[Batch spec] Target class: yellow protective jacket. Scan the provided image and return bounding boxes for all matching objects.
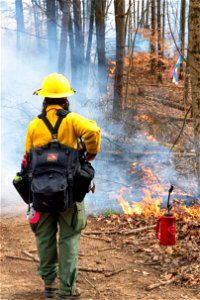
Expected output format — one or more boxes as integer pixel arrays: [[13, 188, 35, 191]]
[[25, 105, 101, 154]]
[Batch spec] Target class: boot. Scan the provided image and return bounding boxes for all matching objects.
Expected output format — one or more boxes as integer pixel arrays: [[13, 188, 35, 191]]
[[56, 288, 81, 299], [44, 280, 58, 298]]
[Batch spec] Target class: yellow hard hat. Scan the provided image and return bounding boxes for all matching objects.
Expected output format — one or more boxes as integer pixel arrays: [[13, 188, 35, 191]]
[[34, 73, 75, 98]]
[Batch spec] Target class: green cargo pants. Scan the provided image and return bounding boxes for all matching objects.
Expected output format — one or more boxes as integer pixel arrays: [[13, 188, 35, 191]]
[[30, 201, 87, 296]]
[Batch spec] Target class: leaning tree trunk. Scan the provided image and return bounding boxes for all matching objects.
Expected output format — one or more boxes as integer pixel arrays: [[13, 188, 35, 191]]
[[114, 0, 126, 115], [47, 0, 57, 70], [15, 0, 25, 52], [94, 0, 106, 93], [179, 0, 186, 80], [188, 0, 200, 192], [58, 0, 70, 74]]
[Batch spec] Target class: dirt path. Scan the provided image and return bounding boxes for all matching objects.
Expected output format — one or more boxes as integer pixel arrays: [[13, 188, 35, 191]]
[[1, 215, 199, 300]]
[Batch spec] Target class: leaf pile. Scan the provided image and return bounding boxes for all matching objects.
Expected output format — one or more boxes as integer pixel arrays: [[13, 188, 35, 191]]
[[91, 212, 200, 288]]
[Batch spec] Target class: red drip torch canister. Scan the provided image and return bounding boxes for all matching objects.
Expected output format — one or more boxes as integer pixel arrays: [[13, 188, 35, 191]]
[[155, 185, 176, 246]]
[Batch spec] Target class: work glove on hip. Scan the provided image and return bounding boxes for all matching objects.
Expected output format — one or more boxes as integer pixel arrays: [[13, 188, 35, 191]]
[[85, 152, 96, 161]]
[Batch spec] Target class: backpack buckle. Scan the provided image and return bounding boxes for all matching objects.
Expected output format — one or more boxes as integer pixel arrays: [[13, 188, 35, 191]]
[[68, 174, 73, 184]]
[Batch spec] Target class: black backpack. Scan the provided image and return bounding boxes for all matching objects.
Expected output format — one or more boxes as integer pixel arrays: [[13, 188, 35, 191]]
[[28, 109, 80, 212]]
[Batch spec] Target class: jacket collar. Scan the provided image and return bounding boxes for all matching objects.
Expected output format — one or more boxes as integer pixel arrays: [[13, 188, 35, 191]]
[[46, 105, 63, 112]]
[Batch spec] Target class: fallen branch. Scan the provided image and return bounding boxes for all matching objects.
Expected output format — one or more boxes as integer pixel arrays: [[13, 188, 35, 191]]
[[144, 96, 186, 111], [22, 250, 39, 262], [120, 225, 155, 235], [85, 225, 156, 236], [6, 255, 33, 262], [105, 268, 126, 277], [84, 230, 118, 235], [81, 233, 112, 243], [170, 105, 192, 151], [79, 267, 106, 273], [79, 273, 99, 292], [146, 275, 181, 291]]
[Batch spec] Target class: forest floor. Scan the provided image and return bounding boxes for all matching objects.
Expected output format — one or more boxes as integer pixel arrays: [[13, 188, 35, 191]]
[[1, 213, 199, 300], [1, 55, 199, 300]]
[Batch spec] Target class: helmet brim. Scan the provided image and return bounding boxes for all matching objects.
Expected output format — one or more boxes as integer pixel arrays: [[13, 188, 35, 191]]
[[34, 88, 75, 98]]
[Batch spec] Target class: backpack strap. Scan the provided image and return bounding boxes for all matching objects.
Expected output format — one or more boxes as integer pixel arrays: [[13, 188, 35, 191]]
[[38, 109, 71, 139]]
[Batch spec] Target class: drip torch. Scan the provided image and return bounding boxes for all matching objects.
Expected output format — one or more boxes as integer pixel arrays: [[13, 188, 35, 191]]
[[155, 185, 176, 246]]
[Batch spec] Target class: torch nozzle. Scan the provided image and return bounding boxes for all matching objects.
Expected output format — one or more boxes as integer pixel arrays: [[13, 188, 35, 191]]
[[167, 185, 174, 213]]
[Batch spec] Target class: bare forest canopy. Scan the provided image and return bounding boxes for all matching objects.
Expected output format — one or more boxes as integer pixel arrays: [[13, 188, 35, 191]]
[[1, 0, 200, 215]]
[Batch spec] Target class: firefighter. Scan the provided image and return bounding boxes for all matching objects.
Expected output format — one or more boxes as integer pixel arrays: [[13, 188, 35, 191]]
[[24, 73, 101, 299]]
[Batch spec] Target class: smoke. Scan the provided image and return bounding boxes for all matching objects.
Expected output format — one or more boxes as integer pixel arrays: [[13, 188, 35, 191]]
[[0, 27, 107, 215], [1, 1, 198, 217]]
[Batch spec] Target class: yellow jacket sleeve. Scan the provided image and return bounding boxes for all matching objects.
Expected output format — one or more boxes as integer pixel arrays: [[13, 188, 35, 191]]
[[25, 122, 34, 154], [70, 113, 101, 154]]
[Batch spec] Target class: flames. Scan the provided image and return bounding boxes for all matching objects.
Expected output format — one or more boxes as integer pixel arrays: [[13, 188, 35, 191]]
[[108, 53, 151, 77], [117, 163, 200, 219], [117, 187, 162, 217], [108, 54, 200, 219], [117, 186, 200, 218], [108, 60, 116, 77]]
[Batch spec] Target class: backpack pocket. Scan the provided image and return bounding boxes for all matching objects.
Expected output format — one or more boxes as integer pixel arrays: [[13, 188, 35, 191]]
[[73, 161, 95, 202], [31, 170, 68, 212]]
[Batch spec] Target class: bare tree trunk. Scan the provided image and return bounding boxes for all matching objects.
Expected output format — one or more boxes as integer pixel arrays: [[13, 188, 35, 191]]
[[84, 0, 95, 86], [137, 0, 140, 27], [82, 0, 86, 50], [157, 0, 161, 57], [32, 0, 42, 52], [179, 0, 186, 80], [150, 0, 156, 73], [141, 0, 145, 27], [162, 0, 165, 57], [188, 0, 200, 192], [145, 0, 150, 29], [157, 0, 162, 82], [58, 1, 70, 74], [68, 11, 77, 84], [94, 0, 106, 93], [183, 54, 190, 109], [15, 0, 25, 52], [73, 0, 84, 85], [127, 0, 132, 52], [47, 0, 57, 69], [114, 0, 126, 115], [133, 0, 136, 28]]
